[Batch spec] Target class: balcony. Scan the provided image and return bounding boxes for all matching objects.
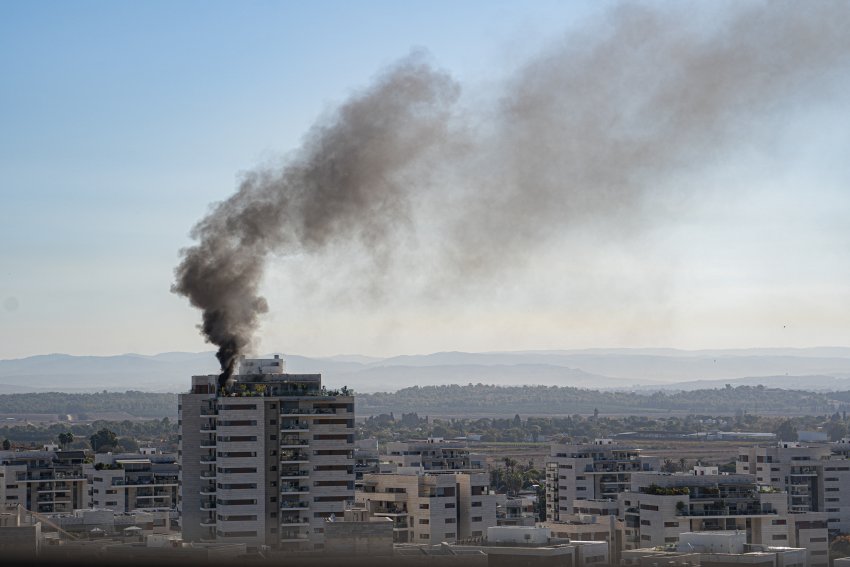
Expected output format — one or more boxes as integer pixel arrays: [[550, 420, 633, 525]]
[[280, 452, 310, 464], [200, 471, 216, 480], [280, 501, 310, 510], [200, 519, 216, 527], [281, 484, 310, 494], [679, 507, 776, 517], [200, 487, 216, 496], [280, 517, 310, 526], [200, 501, 216, 511], [280, 470, 309, 479], [200, 456, 217, 465]]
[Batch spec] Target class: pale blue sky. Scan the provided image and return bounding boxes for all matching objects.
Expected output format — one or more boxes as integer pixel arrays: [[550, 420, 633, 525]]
[[1, 1, 849, 359]]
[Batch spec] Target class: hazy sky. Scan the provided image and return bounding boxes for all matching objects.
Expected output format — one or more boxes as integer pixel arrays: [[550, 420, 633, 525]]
[[2, 0, 849, 360]]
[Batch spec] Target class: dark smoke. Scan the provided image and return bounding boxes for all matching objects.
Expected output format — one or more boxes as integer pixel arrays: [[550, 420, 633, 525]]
[[173, 2, 850, 386], [172, 54, 459, 389]]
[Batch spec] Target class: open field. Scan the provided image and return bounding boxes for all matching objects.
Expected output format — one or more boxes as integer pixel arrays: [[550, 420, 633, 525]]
[[470, 439, 760, 471]]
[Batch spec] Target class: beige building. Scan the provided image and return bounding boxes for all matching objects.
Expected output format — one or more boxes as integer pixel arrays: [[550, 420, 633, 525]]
[[620, 472, 790, 550], [0, 450, 88, 514], [357, 471, 498, 544], [545, 438, 660, 522], [383, 438, 485, 473], [87, 452, 178, 516], [179, 355, 355, 551]]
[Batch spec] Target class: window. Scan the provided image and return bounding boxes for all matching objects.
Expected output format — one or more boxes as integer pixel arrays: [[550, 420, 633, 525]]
[[445, 518, 455, 524], [445, 503, 455, 508], [419, 503, 429, 509], [419, 519, 429, 525], [472, 516, 482, 522], [445, 533, 456, 539], [772, 534, 787, 541], [419, 534, 429, 540]]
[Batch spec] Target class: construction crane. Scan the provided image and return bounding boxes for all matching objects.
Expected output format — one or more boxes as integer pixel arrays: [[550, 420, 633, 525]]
[[15, 503, 80, 541]]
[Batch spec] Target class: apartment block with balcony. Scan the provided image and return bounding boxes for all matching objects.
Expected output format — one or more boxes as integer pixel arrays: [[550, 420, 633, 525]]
[[178, 355, 355, 552], [356, 471, 498, 545], [87, 452, 178, 517], [619, 472, 796, 553], [0, 450, 89, 514], [545, 438, 660, 522], [383, 438, 485, 474]]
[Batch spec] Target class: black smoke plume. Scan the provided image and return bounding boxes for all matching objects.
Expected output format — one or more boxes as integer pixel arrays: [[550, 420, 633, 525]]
[[173, 2, 850, 388], [172, 54, 458, 389]]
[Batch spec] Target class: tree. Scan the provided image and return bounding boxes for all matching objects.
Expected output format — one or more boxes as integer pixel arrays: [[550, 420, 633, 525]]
[[58, 432, 74, 450], [775, 420, 798, 442], [2, 439, 10, 450], [90, 428, 118, 453], [679, 457, 688, 472], [117, 437, 140, 452]]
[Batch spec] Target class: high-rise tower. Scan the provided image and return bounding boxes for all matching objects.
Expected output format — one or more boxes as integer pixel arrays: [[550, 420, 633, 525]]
[[179, 355, 355, 551]]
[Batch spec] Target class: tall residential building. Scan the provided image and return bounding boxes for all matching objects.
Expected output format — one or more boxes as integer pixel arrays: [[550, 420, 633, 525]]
[[738, 441, 850, 535], [0, 450, 88, 514], [545, 438, 660, 522], [357, 471, 499, 544], [178, 355, 355, 551], [86, 452, 178, 516], [737, 443, 831, 514]]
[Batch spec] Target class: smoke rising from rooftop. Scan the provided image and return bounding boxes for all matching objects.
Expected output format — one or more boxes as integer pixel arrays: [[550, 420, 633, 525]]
[[173, 2, 850, 384]]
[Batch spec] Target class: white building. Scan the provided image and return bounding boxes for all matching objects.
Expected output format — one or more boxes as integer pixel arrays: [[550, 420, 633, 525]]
[[545, 438, 660, 522], [87, 452, 178, 517], [0, 450, 89, 514], [178, 355, 355, 551]]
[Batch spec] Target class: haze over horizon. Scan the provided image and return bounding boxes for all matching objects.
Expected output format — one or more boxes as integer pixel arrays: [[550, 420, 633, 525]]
[[2, 1, 849, 361]]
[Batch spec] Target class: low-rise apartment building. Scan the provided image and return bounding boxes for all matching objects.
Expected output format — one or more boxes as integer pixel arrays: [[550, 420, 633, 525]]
[[545, 438, 660, 522], [357, 471, 498, 545], [0, 450, 88, 514], [87, 452, 178, 516]]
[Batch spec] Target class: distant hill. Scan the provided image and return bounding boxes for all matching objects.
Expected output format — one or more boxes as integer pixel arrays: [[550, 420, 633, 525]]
[[2, 347, 850, 393]]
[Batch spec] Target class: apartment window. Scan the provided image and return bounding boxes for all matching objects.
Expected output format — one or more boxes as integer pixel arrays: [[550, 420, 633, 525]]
[[313, 496, 348, 502], [640, 520, 651, 526], [419, 519, 429, 525], [216, 499, 257, 505], [772, 535, 787, 541], [472, 516, 482, 522], [811, 551, 828, 556], [445, 518, 456, 524], [419, 503, 429, 509], [217, 434, 258, 442], [445, 503, 455, 508], [471, 501, 482, 507], [664, 522, 678, 528], [640, 504, 659, 511], [445, 533, 456, 539], [419, 534, 429, 540], [772, 519, 787, 525], [810, 537, 827, 543]]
